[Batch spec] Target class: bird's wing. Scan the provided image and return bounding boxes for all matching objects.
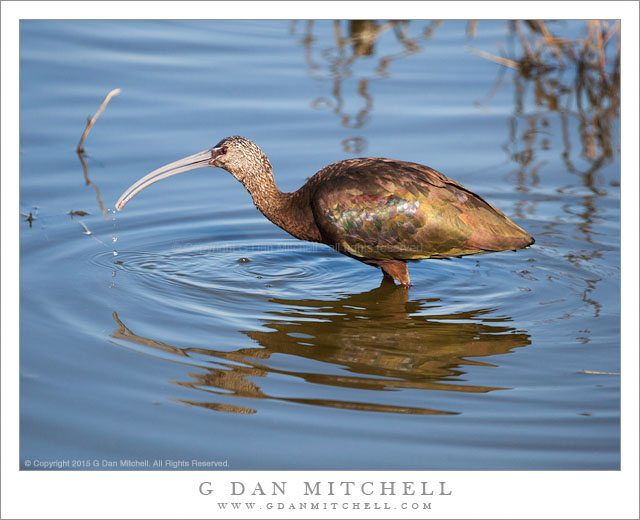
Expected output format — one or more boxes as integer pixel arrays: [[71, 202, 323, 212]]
[[310, 159, 532, 261]]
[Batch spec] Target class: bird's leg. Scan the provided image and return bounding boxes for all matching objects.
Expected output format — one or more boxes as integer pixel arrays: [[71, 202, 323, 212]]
[[379, 260, 411, 287]]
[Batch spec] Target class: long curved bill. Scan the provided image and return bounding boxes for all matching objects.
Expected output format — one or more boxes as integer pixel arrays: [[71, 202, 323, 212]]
[[115, 149, 212, 210]]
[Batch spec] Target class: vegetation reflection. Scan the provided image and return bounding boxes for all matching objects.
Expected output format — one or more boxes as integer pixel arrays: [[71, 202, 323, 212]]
[[291, 20, 442, 153], [293, 20, 619, 323], [469, 20, 619, 320], [76, 88, 121, 221], [111, 280, 531, 415]]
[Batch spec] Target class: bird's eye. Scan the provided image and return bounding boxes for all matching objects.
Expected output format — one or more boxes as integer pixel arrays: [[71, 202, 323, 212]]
[[221, 146, 228, 154]]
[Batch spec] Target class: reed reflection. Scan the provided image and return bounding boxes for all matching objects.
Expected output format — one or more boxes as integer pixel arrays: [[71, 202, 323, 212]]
[[470, 20, 619, 219], [77, 150, 111, 221], [292, 20, 441, 153], [469, 20, 619, 320], [111, 281, 531, 415], [76, 89, 120, 221]]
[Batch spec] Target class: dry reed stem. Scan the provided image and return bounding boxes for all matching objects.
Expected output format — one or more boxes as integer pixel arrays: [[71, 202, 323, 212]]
[[514, 21, 533, 58], [76, 88, 121, 152], [466, 20, 478, 39], [465, 46, 519, 69], [536, 20, 564, 65]]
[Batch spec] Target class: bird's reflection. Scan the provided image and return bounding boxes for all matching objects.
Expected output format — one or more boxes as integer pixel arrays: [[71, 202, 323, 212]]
[[111, 280, 531, 415]]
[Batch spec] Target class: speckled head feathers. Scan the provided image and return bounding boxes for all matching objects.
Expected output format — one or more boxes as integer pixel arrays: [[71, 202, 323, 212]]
[[210, 136, 272, 183]]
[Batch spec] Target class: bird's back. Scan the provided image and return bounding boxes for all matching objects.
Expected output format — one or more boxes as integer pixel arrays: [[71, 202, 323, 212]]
[[307, 158, 534, 261]]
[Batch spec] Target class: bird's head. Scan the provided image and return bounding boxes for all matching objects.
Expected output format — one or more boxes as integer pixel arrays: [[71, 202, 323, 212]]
[[115, 135, 271, 211], [209, 136, 272, 184]]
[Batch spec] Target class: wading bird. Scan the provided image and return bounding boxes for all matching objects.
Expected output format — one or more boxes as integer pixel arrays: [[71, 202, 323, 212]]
[[116, 136, 534, 287]]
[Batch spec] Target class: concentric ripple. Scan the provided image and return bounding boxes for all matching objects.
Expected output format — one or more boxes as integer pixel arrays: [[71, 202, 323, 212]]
[[91, 235, 367, 304]]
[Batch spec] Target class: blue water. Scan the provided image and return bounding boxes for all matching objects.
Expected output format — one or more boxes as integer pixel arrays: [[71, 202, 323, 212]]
[[19, 20, 620, 470]]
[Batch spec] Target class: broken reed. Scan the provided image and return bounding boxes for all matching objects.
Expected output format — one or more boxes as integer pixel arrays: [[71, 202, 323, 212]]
[[77, 88, 121, 153]]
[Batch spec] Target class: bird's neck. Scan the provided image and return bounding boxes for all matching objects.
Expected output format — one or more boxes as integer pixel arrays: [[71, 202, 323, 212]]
[[237, 167, 322, 243]]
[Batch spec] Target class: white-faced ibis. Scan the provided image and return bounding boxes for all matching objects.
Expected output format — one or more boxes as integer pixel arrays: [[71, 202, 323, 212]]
[[116, 136, 534, 287]]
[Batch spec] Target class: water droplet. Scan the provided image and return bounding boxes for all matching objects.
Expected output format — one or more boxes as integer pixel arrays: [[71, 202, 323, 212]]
[[110, 234, 118, 243], [113, 250, 118, 256]]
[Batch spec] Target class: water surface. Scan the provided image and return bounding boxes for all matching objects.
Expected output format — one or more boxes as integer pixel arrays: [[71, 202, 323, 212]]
[[20, 20, 620, 470]]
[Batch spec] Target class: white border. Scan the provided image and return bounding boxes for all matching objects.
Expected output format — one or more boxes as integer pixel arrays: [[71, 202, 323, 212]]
[[2, 2, 638, 519]]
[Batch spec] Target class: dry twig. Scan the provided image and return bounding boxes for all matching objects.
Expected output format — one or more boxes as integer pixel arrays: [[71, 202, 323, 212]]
[[76, 88, 121, 153], [466, 20, 478, 39]]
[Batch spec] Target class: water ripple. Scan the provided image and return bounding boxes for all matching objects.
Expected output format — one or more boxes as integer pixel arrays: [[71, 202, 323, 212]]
[[91, 236, 362, 302]]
